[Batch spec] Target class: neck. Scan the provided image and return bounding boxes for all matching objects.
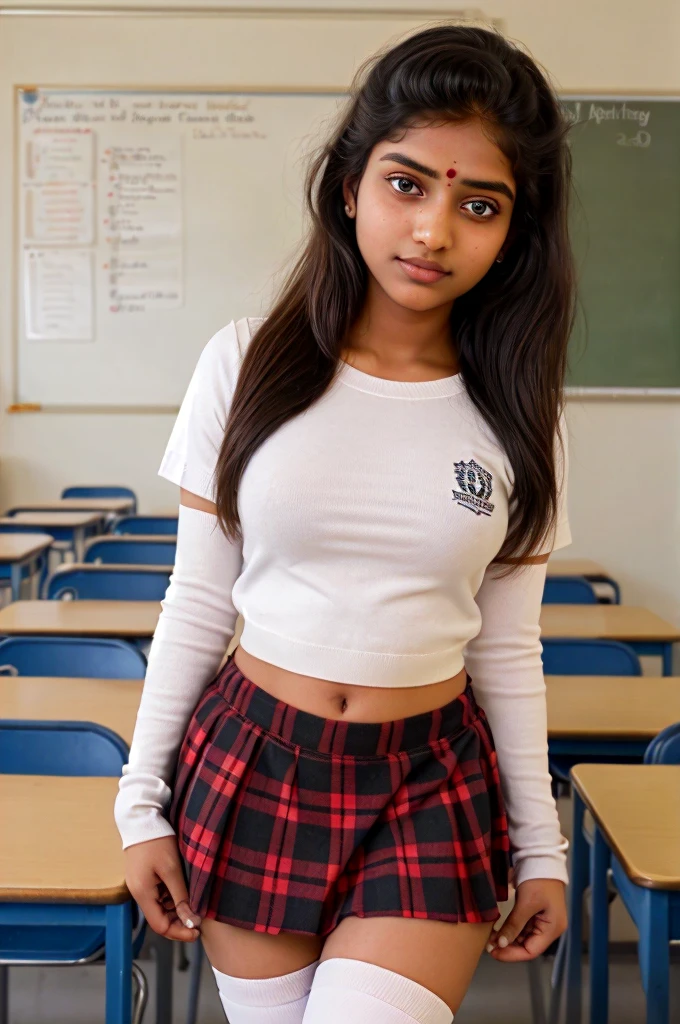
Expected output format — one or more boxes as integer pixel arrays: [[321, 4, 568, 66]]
[[344, 275, 458, 376]]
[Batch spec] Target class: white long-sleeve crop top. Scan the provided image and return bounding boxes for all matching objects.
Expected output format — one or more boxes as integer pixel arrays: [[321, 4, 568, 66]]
[[114, 316, 572, 884], [159, 316, 571, 686]]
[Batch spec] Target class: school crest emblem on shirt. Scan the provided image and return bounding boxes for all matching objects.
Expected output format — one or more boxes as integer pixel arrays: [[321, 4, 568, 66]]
[[452, 459, 495, 517]]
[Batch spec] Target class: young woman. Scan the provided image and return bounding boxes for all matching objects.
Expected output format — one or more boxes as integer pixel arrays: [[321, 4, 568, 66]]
[[115, 24, 574, 1024]]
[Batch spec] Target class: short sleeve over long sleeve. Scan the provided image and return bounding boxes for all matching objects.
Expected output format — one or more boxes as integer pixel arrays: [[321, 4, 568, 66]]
[[158, 317, 261, 502], [525, 407, 572, 556]]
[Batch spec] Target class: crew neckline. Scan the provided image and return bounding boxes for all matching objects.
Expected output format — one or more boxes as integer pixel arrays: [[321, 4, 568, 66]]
[[337, 358, 465, 399]]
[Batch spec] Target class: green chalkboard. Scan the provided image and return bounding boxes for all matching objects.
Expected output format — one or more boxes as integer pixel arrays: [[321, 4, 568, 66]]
[[561, 96, 680, 394]]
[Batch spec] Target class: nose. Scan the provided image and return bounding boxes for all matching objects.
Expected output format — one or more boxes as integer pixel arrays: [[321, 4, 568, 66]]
[[411, 199, 454, 252]]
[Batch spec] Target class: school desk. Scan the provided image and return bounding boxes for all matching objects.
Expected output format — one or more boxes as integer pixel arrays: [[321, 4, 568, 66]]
[[0, 600, 160, 640], [0, 512, 104, 563], [539, 604, 680, 675], [0, 677, 143, 746], [546, 675, 680, 759], [0, 775, 134, 1023], [0, 676, 176, 1024], [547, 558, 620, 603], [566, 764, 680, 1024], [0, 534, 52, 602], [5, 498, 134, 517]]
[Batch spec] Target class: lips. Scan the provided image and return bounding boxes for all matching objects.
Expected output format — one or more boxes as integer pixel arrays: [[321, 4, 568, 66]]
[[396, 257, 450, 284]]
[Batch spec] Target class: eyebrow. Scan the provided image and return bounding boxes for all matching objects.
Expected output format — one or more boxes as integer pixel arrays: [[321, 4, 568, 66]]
[[378, 151, 515, 202]]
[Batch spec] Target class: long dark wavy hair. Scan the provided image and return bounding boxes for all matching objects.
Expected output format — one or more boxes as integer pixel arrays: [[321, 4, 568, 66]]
[[215, 24, 575, 579]]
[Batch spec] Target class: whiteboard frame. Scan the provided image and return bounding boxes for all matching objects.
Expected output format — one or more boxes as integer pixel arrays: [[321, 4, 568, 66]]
[[0, 4, 499, 22], [10, 86, 680, 413]]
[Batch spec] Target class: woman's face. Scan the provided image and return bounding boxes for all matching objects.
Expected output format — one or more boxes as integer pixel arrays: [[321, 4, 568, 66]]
[[344, 118, 516, 313]]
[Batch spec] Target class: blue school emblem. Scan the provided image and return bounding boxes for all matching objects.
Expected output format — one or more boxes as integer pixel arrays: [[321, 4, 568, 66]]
[[452, 459, 495, 517]]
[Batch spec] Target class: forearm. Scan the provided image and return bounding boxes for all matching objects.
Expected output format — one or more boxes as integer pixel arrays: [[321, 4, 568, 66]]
[[113, 505, 242, 849], [463, 561, 568, 887]]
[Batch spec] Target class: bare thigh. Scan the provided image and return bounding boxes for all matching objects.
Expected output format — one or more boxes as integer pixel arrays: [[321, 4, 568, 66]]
[[200, 918, 323, 979], [320, 916, 495, 1015], [201, 914, 493, 1014]]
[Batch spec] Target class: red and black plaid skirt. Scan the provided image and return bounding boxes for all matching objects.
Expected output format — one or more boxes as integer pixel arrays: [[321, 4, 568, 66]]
[[168, 653, 511, 937]]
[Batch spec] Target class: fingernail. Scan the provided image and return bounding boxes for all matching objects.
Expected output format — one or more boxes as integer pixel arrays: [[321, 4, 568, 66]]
[[498, 935, 509, 948], [184, 918, 196, 929], [486, 943, 495, 954]]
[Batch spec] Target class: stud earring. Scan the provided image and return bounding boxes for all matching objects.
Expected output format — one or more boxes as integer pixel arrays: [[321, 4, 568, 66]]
[[495, 252, 504, 263]]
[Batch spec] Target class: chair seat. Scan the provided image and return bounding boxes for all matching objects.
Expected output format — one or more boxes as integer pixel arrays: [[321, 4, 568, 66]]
[[0, 906, 145, 963], [0, 924, 106, 961]]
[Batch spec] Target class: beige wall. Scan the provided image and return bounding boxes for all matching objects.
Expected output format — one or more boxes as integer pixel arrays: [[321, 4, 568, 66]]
[[1, 0, 679, 655]]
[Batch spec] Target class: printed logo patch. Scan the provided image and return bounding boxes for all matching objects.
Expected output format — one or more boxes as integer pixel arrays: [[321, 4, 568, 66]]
[[452, 459, 495, 517]]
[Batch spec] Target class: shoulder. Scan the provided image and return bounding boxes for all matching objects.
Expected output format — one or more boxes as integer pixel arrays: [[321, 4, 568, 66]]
[[195, 316, 266, 381]]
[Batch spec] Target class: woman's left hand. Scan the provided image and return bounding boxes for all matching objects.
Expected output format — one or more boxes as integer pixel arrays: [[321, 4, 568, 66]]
[[486, 878, 567, 961]]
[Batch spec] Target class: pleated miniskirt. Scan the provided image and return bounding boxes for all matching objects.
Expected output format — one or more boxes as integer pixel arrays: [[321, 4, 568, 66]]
[[168, 652, 511, 937]]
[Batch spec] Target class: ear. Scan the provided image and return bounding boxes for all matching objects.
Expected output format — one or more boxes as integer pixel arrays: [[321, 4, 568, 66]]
[[342, 175, 357, 216]]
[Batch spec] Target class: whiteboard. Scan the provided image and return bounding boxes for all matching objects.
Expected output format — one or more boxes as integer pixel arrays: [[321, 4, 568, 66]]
[[14, 87, 347, 410]]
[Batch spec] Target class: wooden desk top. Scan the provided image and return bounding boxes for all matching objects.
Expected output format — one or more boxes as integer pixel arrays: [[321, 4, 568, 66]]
[[5, 498, 133, 514], [546, 676, 680, 739], [539, 604, 680, 642], [0, 775, 128, 902], [0, 600, 160, 637], [0, 677, 143, 746], [59, 562, 173, 574], [547, 558, 607, 577], [571, 764, 680, 890], [2, 512, 103, 528], [0, 533, 53, 562], [86, 534, 177, 545]]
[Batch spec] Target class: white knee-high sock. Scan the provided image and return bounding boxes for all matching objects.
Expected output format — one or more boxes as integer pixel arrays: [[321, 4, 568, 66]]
[[212, 960, 319, 1024], [302, 958, 453, 1024]]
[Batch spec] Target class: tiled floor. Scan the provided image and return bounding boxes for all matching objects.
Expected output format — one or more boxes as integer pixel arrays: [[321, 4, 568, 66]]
[[6, 934, 679, 1023]]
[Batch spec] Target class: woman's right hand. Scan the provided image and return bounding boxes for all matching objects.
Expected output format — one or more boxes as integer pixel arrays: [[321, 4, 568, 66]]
[[124, 835, 202, 942]]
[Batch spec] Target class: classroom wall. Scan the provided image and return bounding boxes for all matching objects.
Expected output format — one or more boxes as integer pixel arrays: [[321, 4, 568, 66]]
[[1, 0, 679, 649]]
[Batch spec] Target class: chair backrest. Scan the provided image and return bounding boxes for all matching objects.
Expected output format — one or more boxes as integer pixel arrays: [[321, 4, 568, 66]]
[[542, 576, 599, 604], [46, 565, 170, 601], [0, 720, 128, 775], [61, 485, 137, 514], [112, 515, 178, 535], [84, 537, 176, 566], [0, 635, 147, 679], [541, 638, 642, 676], [644, 722, 680, 764]]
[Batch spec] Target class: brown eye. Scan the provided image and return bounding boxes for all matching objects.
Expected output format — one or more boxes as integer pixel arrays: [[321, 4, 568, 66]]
[[387, 176, 422, 196], [462, 199, 498, 218]]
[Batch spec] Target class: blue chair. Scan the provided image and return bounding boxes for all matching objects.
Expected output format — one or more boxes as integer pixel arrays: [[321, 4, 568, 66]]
[[84, 537, 176, 566], [0, 720, 147, 1023], [574, 727, 680, 1024], [643, 721, 680, 765], [46, 565, 171, 601], [62, 486, 138, 515], [0, 557, 47, 600], [112, 516, 178, 536], [541, 638, 642, 676], [0, 636, 146, 679], [544, 639, 642, 788], [542, 576, 598, 604]]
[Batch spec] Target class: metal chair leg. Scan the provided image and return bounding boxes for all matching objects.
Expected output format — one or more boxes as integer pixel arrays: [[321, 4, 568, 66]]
[[527, 958, 548, 1024], [153, 935, 174, 1024], [0, 965, 8, 1024], [548, 933, 567, 1024], [177, 941, 190, 972], [132, 963, 149, 1024], [186, 939, 204, 1024]]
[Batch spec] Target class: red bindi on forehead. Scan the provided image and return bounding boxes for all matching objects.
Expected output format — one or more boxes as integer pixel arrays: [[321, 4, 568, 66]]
[[446, 168, 457, 178]]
